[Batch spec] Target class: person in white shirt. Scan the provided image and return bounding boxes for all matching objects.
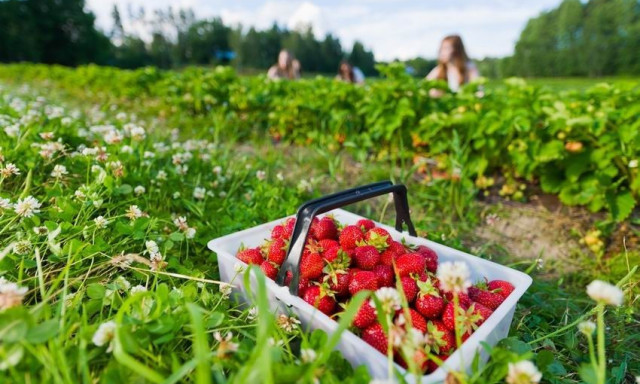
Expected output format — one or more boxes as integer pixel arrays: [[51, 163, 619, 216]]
[[336, 60, 365, 84], [426, 35, 479, 96], [267, 50, 301, 80]]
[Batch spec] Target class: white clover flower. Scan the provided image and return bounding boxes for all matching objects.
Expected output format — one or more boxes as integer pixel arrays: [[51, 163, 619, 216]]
[[134, 185, 146, 196], [185, 228, 196, 239], [0, 198, 12, 211], [213, 331, 239, 358], [126, 205, 143, 220], [130, 285, 147, 295], [74, 189, 86, 200], [156, 170, 167, 181], [247, 306, 258, 321], [219, 283, 232, 299], [300, 348, 317, 363], [92, 321, 117, 352], [130, 126, 146, 141], [586, 280, 624, 306], [256, 170, 266, 181], [578, 320, 596, 336], [276, 172, 284, 181], [50, 164, 68, 179], [104, 130, 123, 145], [506, 361, 542, 384], [372, 287, 402, 314], [114, 276, 131, 291], [14, 196, 42, 218], [145, 240, 159, 254], [213, 165, 222, 174], [629, 159, 638, 168], [4, 125, 19, 137], [369, 380, 397, 384], [193, 187, 206, 200], [143, 151, 155, 159], [267, 337, 284, 347], [13, 240, 31, 255], [120, 145, 133, 154], [276, 314, 301, 333], [63, 291, 76, 308], [94, 216, 109, 228], [39, 132, 55, 140], [0, 163, 20, 177], [82, 147, 98, 156], [175, 164, 189, 175], [437, 261, 472, 294], [0, 277, 28, 311], [173, 192, 181, 199], [33, 226, 48, 235], [173, 216, 188, 230]]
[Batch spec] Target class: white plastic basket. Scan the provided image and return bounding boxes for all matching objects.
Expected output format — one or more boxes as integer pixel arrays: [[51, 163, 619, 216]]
[[208, 183, 532, 383]]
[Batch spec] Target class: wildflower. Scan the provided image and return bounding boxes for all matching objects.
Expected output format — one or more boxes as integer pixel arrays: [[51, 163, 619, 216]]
[[234, 263, 246, 274], [104, 130, 123, 145], [33, 226, 48, 235], [193, 187, 206, 200], [629, 159, 638, 168], [82, 147, 98, 156], [126, 205, 143, 220], [276, 314, 301, 333], [63, 291, 76, 308], [130, 285, 147, 295], [174, 216, 189, 231], [143, 151, 155, 159], [94, 216, 109, 228], [219, 283, 232, 299], [268, 337, 284, 347], [372, 287, 402, 314], [0, 277, 28, 311], [50, 164, 68, 179], [13, 240, 31, 255], [74, 189, 86, 200], [130, 126, 146, 141], [173, 192, 181, 199], [586, 280, 624, 306], [578, 320, 596, 336], [4, 125, 19, 137], [145, 240, 159, 254], [276, 172, 284, 181], [40, 132, 55, 140], [485, 213, 499, 226], [256, 170, 266, 181], [134, 185, 146, 196], [437, 261, 472, 294], [120, 145, 133, 154], [156, 170, 167, 181], [175, 164, 189, 175], [92, 321, 117, 353], [506, 360, 542, 384], [185, 227, 196, 239], [213, 165, 222, 174], [114, 276, 131, 291], [247, 306, 258, 321], [0, 163, 20, 177], [0, 198, 11, 211], [301, 348, 317, 363], [213, 332, 239, 358]]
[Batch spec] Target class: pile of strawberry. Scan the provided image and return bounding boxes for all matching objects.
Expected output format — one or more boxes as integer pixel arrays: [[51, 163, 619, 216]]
[[236, 216, 515, 374]]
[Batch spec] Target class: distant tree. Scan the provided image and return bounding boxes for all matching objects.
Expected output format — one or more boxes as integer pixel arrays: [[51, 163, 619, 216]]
[[183, 19, 231, 64], [349, 41, 376, 76]]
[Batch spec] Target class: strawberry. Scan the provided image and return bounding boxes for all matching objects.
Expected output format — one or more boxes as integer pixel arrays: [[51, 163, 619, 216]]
[[373, 264, 394, 287], [415, 279, 444, 319], [353, 245, 380, 270], [487, 280, 515, 299], [442, 291, 471, 307], [415, 245, 438, 273], [471, 302, 493, 325], [348, 270, 378, 295], [362, 323, 389, 355], [271, 224, 285, 240], [323, 246, 339, 262], [426, 320, 455, 355], [284, 271, 312, 296], [318, 239, 339, 253], [380, 241, 406, 265], [468, 286, 504, 310], [299, 249, 324, 280], [442, 301, 483, 337], [356, 219, 375, 231], [425, 354, 450, 374], [237, 247, 264, 265], [267, 237, 288, 265], [312, 216, 338, 240], [353, 300, 377, 329], [302, 285, 336, 316], [324, 271, 350, 297], [260, 260, 279, 280], [283, 217, 296, 238], [400, 276, 418, 303], [364, 227, 391, 251], [339, 225, 364, 250], [441, 301, 469, 331], [394, 253, 426, 277], [397, 308, 427, 333]]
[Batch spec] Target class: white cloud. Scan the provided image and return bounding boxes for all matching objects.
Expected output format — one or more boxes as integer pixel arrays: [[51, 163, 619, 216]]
[[86, 0, 562, 60]]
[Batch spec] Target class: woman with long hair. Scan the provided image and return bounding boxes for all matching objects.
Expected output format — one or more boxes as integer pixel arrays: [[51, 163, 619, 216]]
[[426, 35, 479, 95], [336, 60, 365, 84], [267, 50, 301, 80]]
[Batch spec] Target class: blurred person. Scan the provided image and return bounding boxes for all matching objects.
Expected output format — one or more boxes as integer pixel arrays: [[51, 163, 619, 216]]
[[268, 50, 301, 80], [426, 35, 479, 96], [336, 60, 365, 84]]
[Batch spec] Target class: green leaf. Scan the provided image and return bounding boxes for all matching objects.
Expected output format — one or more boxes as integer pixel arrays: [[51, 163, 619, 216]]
[[536, 140, 565, 162], [87, 283, 106, 299], [115, 184, 133, 195], [606, 190, 636, 222], [25, 320, 59, 344], [578, 363, 598, 384], [536, 349, 554, 371], [169, 232, 185, 242], [497, 337, 531, 354]]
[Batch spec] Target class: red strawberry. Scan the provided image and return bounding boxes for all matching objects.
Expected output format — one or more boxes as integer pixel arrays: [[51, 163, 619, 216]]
[[271, 224, 285, 239], [237, 247, 264, 265], [284, 271, 312, 296], [364, 227, 391, 251], [354, 245, 381, 270], [339, 225, 364, 250], [415, 279, 444, 319], [353, 300, 377, 329], [426, 354, 450, 373], [442, 291, 471, 307], [373, 264, 394, 287], [415, 245, 438, 273], [348, 270, 378, 295], [323, 246, 339, 262], [394, 253, 426, 277], [442, 301, 483, 337], [283, 217, 296, 238], [267, 237, 288, 265], [356, 219, 376, 231], [260, 260, 279, 280], [397, 308, 427, 333], [380, 241, 406, 265], [441, 301, 469, 331], [400, 276, 418, 303], [318, 239, 339, 253], [362, 323, 389, 355], [302, 285, 336, 316], [312, 216, 338, 240], [324, 271, 350, 297], [471, 302, 493, 325], [426, 320, 455, 355], [300, 250, 324, 280], [487, 280, 515, 299], [468, 286, 504, 310]]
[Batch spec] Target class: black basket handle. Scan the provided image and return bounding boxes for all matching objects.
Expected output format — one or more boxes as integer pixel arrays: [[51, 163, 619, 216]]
[[275, 181, 417, 295]]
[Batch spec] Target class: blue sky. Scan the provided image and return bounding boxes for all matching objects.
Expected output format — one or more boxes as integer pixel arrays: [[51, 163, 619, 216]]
[[87, 0, 562, 61]]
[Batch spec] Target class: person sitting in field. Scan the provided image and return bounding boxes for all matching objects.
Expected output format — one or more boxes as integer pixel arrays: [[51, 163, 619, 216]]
[[336, 60, 365, 84], [267, 50, 301, 80], [426, 35, 479, 96]]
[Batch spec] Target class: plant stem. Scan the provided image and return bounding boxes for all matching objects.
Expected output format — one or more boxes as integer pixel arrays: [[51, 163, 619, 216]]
[[596, 303, 606, 384]]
